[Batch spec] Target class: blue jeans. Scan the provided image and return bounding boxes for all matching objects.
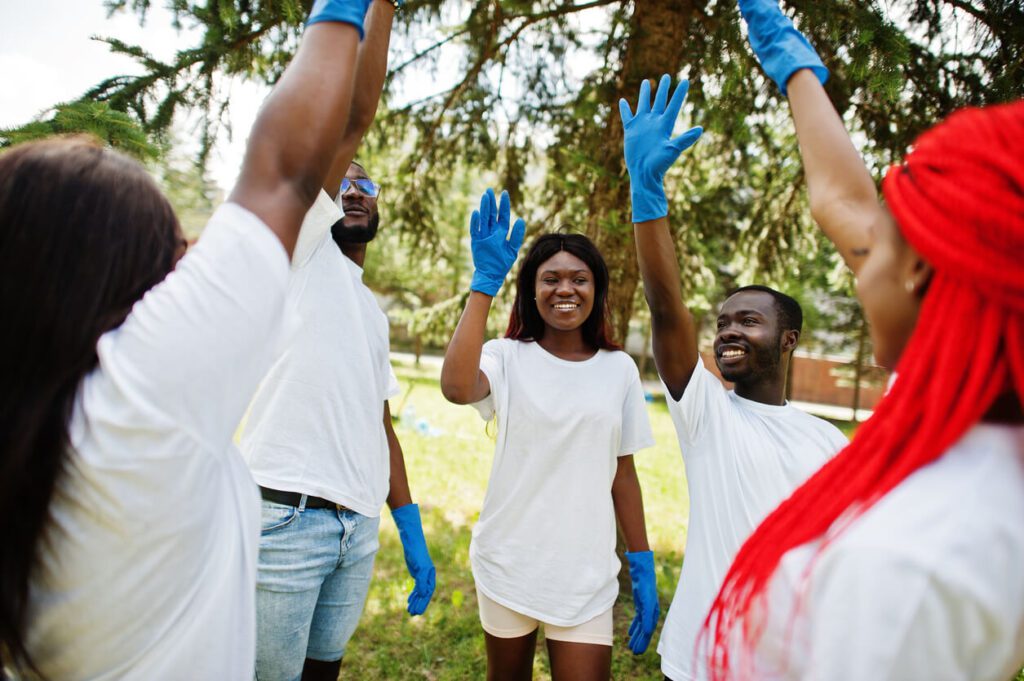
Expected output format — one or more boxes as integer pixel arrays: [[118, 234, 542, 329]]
[[254, 498, 380, 681]]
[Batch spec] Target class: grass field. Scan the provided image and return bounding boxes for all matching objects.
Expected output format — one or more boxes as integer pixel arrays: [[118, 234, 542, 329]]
[[344, 359, 688, 679]]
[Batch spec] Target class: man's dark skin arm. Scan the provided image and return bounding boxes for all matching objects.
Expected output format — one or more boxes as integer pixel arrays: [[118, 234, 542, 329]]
[[634, 216, 700, 401], [383, 401, 414, 509], [228, 21, 361, 256], [323, 0, 395, 197]]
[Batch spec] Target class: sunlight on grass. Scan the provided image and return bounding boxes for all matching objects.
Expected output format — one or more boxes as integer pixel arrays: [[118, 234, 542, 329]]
[[344, 357, 690, 679]]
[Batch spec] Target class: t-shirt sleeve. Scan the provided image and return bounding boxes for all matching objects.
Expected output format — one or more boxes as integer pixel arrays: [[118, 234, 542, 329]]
[[664, 355, 729, 446], [291, 189, 339, 270], [618, 361, 655, 456], [798, 547, 1000, 681], [386, 365, 401, 400], [471, 339, 506, 421], [93, 202, 292, 452]]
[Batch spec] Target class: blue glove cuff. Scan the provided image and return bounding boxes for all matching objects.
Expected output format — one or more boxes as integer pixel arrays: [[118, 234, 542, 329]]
[[630, 184, 669, 224], [391, 503, 423, 534], [470, 271, 503, 297], [626, 549, 656, 573], [307, 0, 373, 39]]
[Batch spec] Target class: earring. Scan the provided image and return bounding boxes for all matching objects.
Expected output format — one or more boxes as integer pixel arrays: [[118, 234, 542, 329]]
[[905, 280, 915, 294]]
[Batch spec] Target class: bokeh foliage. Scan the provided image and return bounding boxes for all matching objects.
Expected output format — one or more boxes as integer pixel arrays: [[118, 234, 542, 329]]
[[5, 0, 1021, 351]]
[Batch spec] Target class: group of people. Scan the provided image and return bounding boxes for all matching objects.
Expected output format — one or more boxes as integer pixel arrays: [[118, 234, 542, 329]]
[[0, 0, 1020, 679]]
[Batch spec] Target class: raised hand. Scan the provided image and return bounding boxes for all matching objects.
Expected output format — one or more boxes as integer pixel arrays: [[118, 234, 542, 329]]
[[619, 75, 704, 223], [469, 188, 527, 296], [737, 0, 828, 95], [626, 550, 660, 654], [391, 503, 436, 616]]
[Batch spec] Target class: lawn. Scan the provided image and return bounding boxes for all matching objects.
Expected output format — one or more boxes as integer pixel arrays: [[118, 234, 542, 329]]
[[345, 358, 688, 679]]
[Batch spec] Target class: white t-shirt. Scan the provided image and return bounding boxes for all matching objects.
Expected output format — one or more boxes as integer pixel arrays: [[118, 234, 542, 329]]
[[240, 190, 399, 518], [747, 423, 1024, 681], [469, 338, 655, 626], [659, 358, 847, 681], [24, 203, 290, 680]]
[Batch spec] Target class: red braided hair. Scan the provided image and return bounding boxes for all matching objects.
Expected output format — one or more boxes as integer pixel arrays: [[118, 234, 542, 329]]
[[703, 100, 1024, 679]]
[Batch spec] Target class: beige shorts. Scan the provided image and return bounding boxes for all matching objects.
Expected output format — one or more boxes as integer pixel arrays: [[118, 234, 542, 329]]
[[476, 588, 613, 646]]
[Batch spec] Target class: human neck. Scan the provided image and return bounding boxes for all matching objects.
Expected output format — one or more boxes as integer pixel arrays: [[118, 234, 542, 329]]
[[536, 328, 594, 361], [981, 391, 1024, 424], [733, 357, 789, 406], [339, 242, 367, 267]]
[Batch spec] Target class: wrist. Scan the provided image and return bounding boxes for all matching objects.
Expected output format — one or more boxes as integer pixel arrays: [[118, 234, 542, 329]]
[[470, 271, 504, 297]]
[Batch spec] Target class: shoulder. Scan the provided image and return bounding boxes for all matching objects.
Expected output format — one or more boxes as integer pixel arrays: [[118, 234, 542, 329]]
[[788, 409, 849, 448]]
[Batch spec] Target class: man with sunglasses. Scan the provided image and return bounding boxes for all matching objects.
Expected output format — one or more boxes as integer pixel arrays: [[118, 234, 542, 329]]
[[238, 4, 435, 680]]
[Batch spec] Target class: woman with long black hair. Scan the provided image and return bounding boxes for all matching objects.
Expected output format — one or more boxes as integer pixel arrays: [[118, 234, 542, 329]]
[[441, 189, 660, 680], [0, 1, 381, 677]]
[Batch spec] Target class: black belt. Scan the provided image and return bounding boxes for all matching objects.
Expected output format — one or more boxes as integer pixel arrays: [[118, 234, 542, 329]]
[[259, 486, 349, 511]]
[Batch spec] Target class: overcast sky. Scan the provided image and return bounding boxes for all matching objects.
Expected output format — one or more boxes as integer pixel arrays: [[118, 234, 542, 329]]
[[0, 0, 268, 191]]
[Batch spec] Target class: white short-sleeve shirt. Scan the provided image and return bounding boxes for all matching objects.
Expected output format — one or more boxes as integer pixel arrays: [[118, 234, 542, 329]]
[[659, 357, 847, 681], [240, 191, 400, 517], [469, 338, 655, 626], [748, 423, 1024, 681], [25, 203, 290, 680]]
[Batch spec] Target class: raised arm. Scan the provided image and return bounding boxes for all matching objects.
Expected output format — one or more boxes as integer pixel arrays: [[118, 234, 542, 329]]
[[737, 0, 880, 273], [440, 189, 525, 404], [620, 76, 704, 400], [228, 0, 370, 256], [323, 0, 397, 196]]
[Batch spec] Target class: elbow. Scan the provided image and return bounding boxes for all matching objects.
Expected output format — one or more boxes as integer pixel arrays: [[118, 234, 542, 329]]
[[439, 374, 470, 405]]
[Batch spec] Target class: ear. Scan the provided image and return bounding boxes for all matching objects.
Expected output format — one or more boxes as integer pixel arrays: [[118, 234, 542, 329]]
[[907, 256, 933, 300], [781, 329, 800, 355]]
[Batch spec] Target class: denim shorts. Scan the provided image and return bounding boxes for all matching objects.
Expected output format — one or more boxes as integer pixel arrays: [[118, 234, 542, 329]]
[[254, 498, 380, 681]]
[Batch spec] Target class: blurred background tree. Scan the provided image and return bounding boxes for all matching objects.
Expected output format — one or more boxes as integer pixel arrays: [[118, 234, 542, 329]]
[[5, 0, 1021, 355]]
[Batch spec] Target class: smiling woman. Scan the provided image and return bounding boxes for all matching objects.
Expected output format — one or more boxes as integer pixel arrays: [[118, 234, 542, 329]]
[[440, 190, 661, 680]]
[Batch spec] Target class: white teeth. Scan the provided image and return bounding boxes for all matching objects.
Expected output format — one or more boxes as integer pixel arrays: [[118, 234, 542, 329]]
[[722, 349, 745, 358], [554, 303, 578, 310]]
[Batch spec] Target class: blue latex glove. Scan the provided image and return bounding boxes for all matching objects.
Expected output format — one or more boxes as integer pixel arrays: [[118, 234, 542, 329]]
[[625, 550, 660, 654], [469, 188, 526, 296], [619, 75, 704, 223], [391, 504, 435, 616], [307, 0, 374, 39], [738, 0, 828, 95]]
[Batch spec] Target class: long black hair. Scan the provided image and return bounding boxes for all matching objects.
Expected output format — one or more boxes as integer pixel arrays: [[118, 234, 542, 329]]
[[505, 232, 620, 351], [0, 137, 181, 672]]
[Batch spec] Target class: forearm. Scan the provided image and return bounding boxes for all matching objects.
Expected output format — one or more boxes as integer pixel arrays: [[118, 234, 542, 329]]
[[788, 70, 879, 273], [634, 217, 699, 399], [324, 0, 396, 196], [384, 402, 414, 509], [229, 21, 360, 254], [612, 456, 651, 553], [440, 292, 492, 404]]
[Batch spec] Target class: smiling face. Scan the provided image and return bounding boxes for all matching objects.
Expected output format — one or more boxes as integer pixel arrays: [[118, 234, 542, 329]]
[[332, 163, 380, 244], [855, 206, 928, 370], [533, 250, 596, 334], [713, 290, 792, 386]]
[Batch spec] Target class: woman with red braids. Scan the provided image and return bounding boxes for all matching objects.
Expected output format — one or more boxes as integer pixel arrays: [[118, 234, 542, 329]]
[[699, 1, 1024, 679]]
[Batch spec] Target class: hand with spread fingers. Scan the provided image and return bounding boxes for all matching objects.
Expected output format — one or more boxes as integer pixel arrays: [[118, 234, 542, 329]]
[[469, 188, 527, 297], [619, 74, 704, 223], [737, 0, 828, 94], [391, 503, 436, 616], [626, 550, 660, 654]]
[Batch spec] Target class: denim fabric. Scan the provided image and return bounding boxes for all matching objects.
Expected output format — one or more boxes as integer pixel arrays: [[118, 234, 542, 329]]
[[254, 499, 379, 681]]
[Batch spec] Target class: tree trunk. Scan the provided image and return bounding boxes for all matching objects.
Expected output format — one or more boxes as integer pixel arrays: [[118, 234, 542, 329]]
[[584, 0, 703, 345], [851, 313, 868, 423], [596, 0, 704, 595]]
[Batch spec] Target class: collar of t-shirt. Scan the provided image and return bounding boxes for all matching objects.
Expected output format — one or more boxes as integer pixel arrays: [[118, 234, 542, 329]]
[[728, 391, 792, 415]]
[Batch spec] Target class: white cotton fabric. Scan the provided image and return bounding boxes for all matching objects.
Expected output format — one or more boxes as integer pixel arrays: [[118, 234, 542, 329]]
[[749, 423, 1024, 681], [469, 338, 655, 626], [240, 190, 399, 518], [24, 203, 290, 680], [659, 357, 847, 681]]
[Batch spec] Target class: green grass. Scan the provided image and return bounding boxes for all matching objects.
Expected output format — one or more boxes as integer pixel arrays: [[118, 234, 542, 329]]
[[344, 359, 687, 679]]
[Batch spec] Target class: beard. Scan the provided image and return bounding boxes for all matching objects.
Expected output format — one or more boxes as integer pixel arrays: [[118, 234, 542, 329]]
[[718, 337, 783, 385], [331, 212, 380, 245]]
